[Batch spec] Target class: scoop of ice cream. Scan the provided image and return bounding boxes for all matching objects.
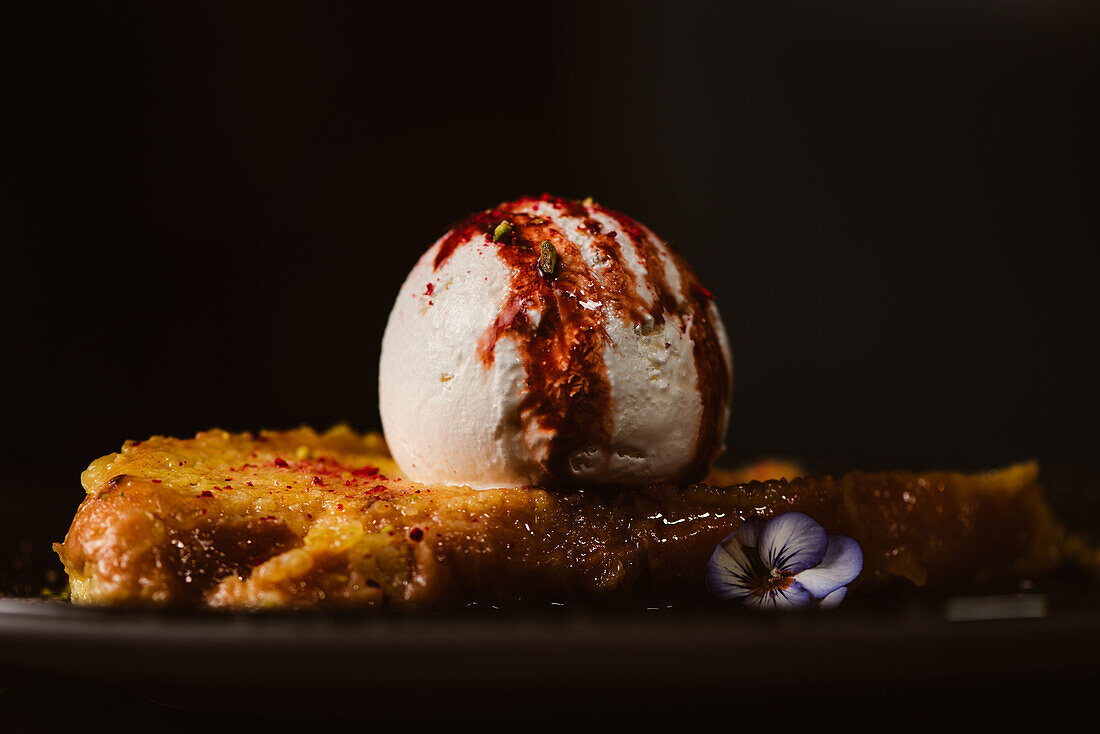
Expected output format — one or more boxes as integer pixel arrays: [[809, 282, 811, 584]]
[[378, 194, 732, 489]]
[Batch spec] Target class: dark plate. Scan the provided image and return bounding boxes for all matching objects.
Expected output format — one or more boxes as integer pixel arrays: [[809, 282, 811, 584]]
[[3, 469, 1099, 725], [3, 588, 1100, 722]]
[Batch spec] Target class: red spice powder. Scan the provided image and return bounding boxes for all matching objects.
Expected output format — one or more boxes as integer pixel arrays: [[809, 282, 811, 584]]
[[691, 282, 715, 300]]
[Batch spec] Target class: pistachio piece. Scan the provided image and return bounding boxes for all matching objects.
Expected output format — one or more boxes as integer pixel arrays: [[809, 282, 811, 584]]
[[492, 221, 513, 242], [538, 240, 559, 278]]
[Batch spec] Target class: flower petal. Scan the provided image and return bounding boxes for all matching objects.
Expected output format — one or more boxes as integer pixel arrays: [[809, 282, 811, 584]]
[[729, 516, 766, 550], [757, 512, 827, 574], [817, 586, 848, 609], [744, 580, 812, 610], [706, 516, 769, 600], [704, 543, 755, 600], [794, 535, 863, 598]]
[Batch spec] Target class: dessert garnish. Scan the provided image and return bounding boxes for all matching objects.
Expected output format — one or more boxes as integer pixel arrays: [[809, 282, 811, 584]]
[[705, 511, 863, 610], [537, 240, 559, 278], [492, 220, 513, 242]]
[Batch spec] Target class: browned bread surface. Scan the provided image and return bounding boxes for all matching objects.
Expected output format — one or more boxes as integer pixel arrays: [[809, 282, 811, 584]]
[[55, 426, 1067, 608]]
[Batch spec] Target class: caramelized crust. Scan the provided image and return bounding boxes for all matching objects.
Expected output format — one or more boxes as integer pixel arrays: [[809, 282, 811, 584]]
[[55, 426, 1068, 608]]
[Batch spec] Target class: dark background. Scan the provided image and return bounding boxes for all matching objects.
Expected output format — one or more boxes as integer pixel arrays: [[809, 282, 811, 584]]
[[4, 1, 1099, 491]]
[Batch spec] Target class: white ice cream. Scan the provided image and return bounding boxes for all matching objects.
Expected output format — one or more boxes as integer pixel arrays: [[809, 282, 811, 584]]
[[379, 195, 732, 489]]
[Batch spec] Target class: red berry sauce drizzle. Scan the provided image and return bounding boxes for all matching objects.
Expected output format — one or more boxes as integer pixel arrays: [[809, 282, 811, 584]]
[[433, 194, 729, 485]]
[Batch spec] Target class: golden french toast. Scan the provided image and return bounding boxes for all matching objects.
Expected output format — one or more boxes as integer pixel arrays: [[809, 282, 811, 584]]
[[55, 426, 1069, 608]]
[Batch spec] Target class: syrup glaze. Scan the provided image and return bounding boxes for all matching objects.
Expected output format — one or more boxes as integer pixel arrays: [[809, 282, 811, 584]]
[[433, 194, 730, 485]]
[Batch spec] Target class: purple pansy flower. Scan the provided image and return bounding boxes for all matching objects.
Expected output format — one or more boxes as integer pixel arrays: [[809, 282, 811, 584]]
[[705, 512, 863, 610]]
